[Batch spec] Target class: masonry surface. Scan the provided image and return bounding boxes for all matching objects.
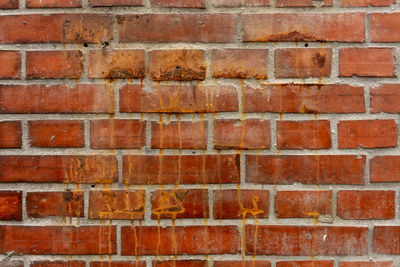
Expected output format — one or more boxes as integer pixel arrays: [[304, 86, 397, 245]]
[[0, 0, 400, 267]]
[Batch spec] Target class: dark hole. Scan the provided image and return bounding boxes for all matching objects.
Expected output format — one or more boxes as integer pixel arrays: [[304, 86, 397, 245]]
[[176, 66, 181, 70], [102, 42, 109, 47], [91, 184, 95, 188], [304, 43, 309, 47], [83, 43, 88, 47]]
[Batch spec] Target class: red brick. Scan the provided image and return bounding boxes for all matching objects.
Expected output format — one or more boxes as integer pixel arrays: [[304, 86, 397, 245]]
[[213, 190, 269, 219], [213, 0, 269, 6], [151, 121, 207, 149], [211, 49, 268, 79], [0, 155, 118, 183], [29, 120, 84, 148], [340, 262, 393, 267], [0, 0, 18, 8], [0, 14, 113, 44], [90, 120, 145, 149], [338, 120, 397, 149], [117, 14, 238, 43], [26, 191, 84, 218], [214, 119, 270, 150], [26, 51, 83, 79], [243, 84, 365, 114], [215, 262, 270, 267], [337, 190, 395, 220], [120, 84, 238, 113], [89, 190, 145, 220], [151, 189, 209, 219], [374, 226, 400, 254], [277, 120, 331, 150], [0, 84, 114, 114], [370, 156, 400, 182], [276, 0, 332, 6], [0, 226, 116, 255], [123, 154, 240, 184], [91, 262, 146, 267], [275, 191, 332, 218], [275, 48, 332, 78], [246, 155, 365, 185], [121, 226, 240, 255], [370, 13, 400, 42], [88, 50, 145, 79], [26, 0, 81, 7], [151, 0, 205, 7], [242, 13, 365, 42], [0, 191, 22, 220], [149, 50, 206, 81], [339, 48, 395, 77], [0, 51, 20, 78], [89, 0, 143, 6], [277, 262, 333, 267], [0, 121, 21, 148], [371, 84, 400, 113], [246, 225, 368, 255], [341, 0, 394, 6], [32, 261, 86, 267], [154, 261, 206, 267]]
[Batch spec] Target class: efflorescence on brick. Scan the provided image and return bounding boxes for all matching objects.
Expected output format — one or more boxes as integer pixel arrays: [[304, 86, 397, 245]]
[[0, 0, 400, 267]]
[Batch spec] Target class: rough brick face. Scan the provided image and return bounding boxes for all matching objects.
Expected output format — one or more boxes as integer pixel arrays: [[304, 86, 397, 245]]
[[151, 0, 205, 7], [213, 0, 269, 6], [89, 0, 143, 6], [370, 156, 400, 182], [370, 13, 400, 42], [0, 51, 20, 78], [277, 262, 333, 267], [0, 0, 18, 8], [371, 84, 400, 113], [26, 0, 82, 7], [275, 48, 332, 78], [374, 226, 400, 254], [0, 121, 21, 148], [0, 191, 22, 220], [32, 261, 86, 267]]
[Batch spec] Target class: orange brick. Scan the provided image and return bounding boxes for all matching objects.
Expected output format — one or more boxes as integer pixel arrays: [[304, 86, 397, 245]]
[[370, 156, 400, 182], [32, 261, 86, 267], [26, 0, 81, 7], [374, 226, 400, 254], [213, 0, 269, 6], [150, 0, 205, 7], [153, 261, 206, 267], [370, 13, 400, 42], [0, 191, 22, 220], [277, 262, 333, 267], [0, 51, 20, 78], [89, 0, 143, 6], [371, 84, 400, 113], [0, 0, 18, 8], [0, 121, 21, 148], [341, 0, 394, 6]]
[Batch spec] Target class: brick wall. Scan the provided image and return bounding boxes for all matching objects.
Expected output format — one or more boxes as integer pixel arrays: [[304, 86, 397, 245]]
[[0, 1, 400, 267]]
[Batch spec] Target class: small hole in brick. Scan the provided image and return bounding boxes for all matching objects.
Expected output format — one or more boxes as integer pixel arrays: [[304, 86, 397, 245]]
[[176, 66, 181, 70], [91, 184, 95, 188], [83, 43, 88, 47], [304, 43, 309, 47]]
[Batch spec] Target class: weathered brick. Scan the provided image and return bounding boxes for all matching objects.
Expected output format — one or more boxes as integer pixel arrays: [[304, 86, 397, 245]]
[[211, 49, 268, 79], [26, 51, 83, 79], [0, 84, 114, 114], [32, 261, 86, 267], [340, 262, 393, 267], [28, 120, 84, 148], [275, 191, 332, 218], [277, 120, 331, 150], [246, 225, 368, 255], [0, 156, 118, 183], [90, 120, 146, 149], [149, 50, 206, 81], [214, 119, 270, 150], [89, 0, 142, 5], [338, 120, 397, 148], [374, 226, 400, 254], [213, 190, 269, 219], [88, 50, 145, 79], [0, 121, 21, 148], [246, 155, 365, 184], [154, 261, 206, 267], [370, 156, 400, 182], [276, 0, 332, 6], [341, 0, 394, 6], [213, 0, 269, 6], [151, 121, 207, 149], [371, 84, 400, 113], [275, 48, 332, 78], [0, 226, 116, 254], [0, 14, 113, 43], [243, 84, 365, 114], [121, 226, 240, 255], [123, 154, 240, 184], [339, 48, 395, 77], [91, 262, 146, 267], [150, 0, 205, 7], [89, 190, 145, 220], [277, 262, 333, 267], [117, 14, 238, 43], [337, 190, 395, 219], [0, 0, 18, 8], [26, 191, 84, 218], [0, 51, 20, 78], [119, 84, 238, 113], [242, 13, 365, 42], [0, 191, 22, 220], [26, 0, 82, 7], [370, 13, 400, 42], [151, 189, 209, 219]]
